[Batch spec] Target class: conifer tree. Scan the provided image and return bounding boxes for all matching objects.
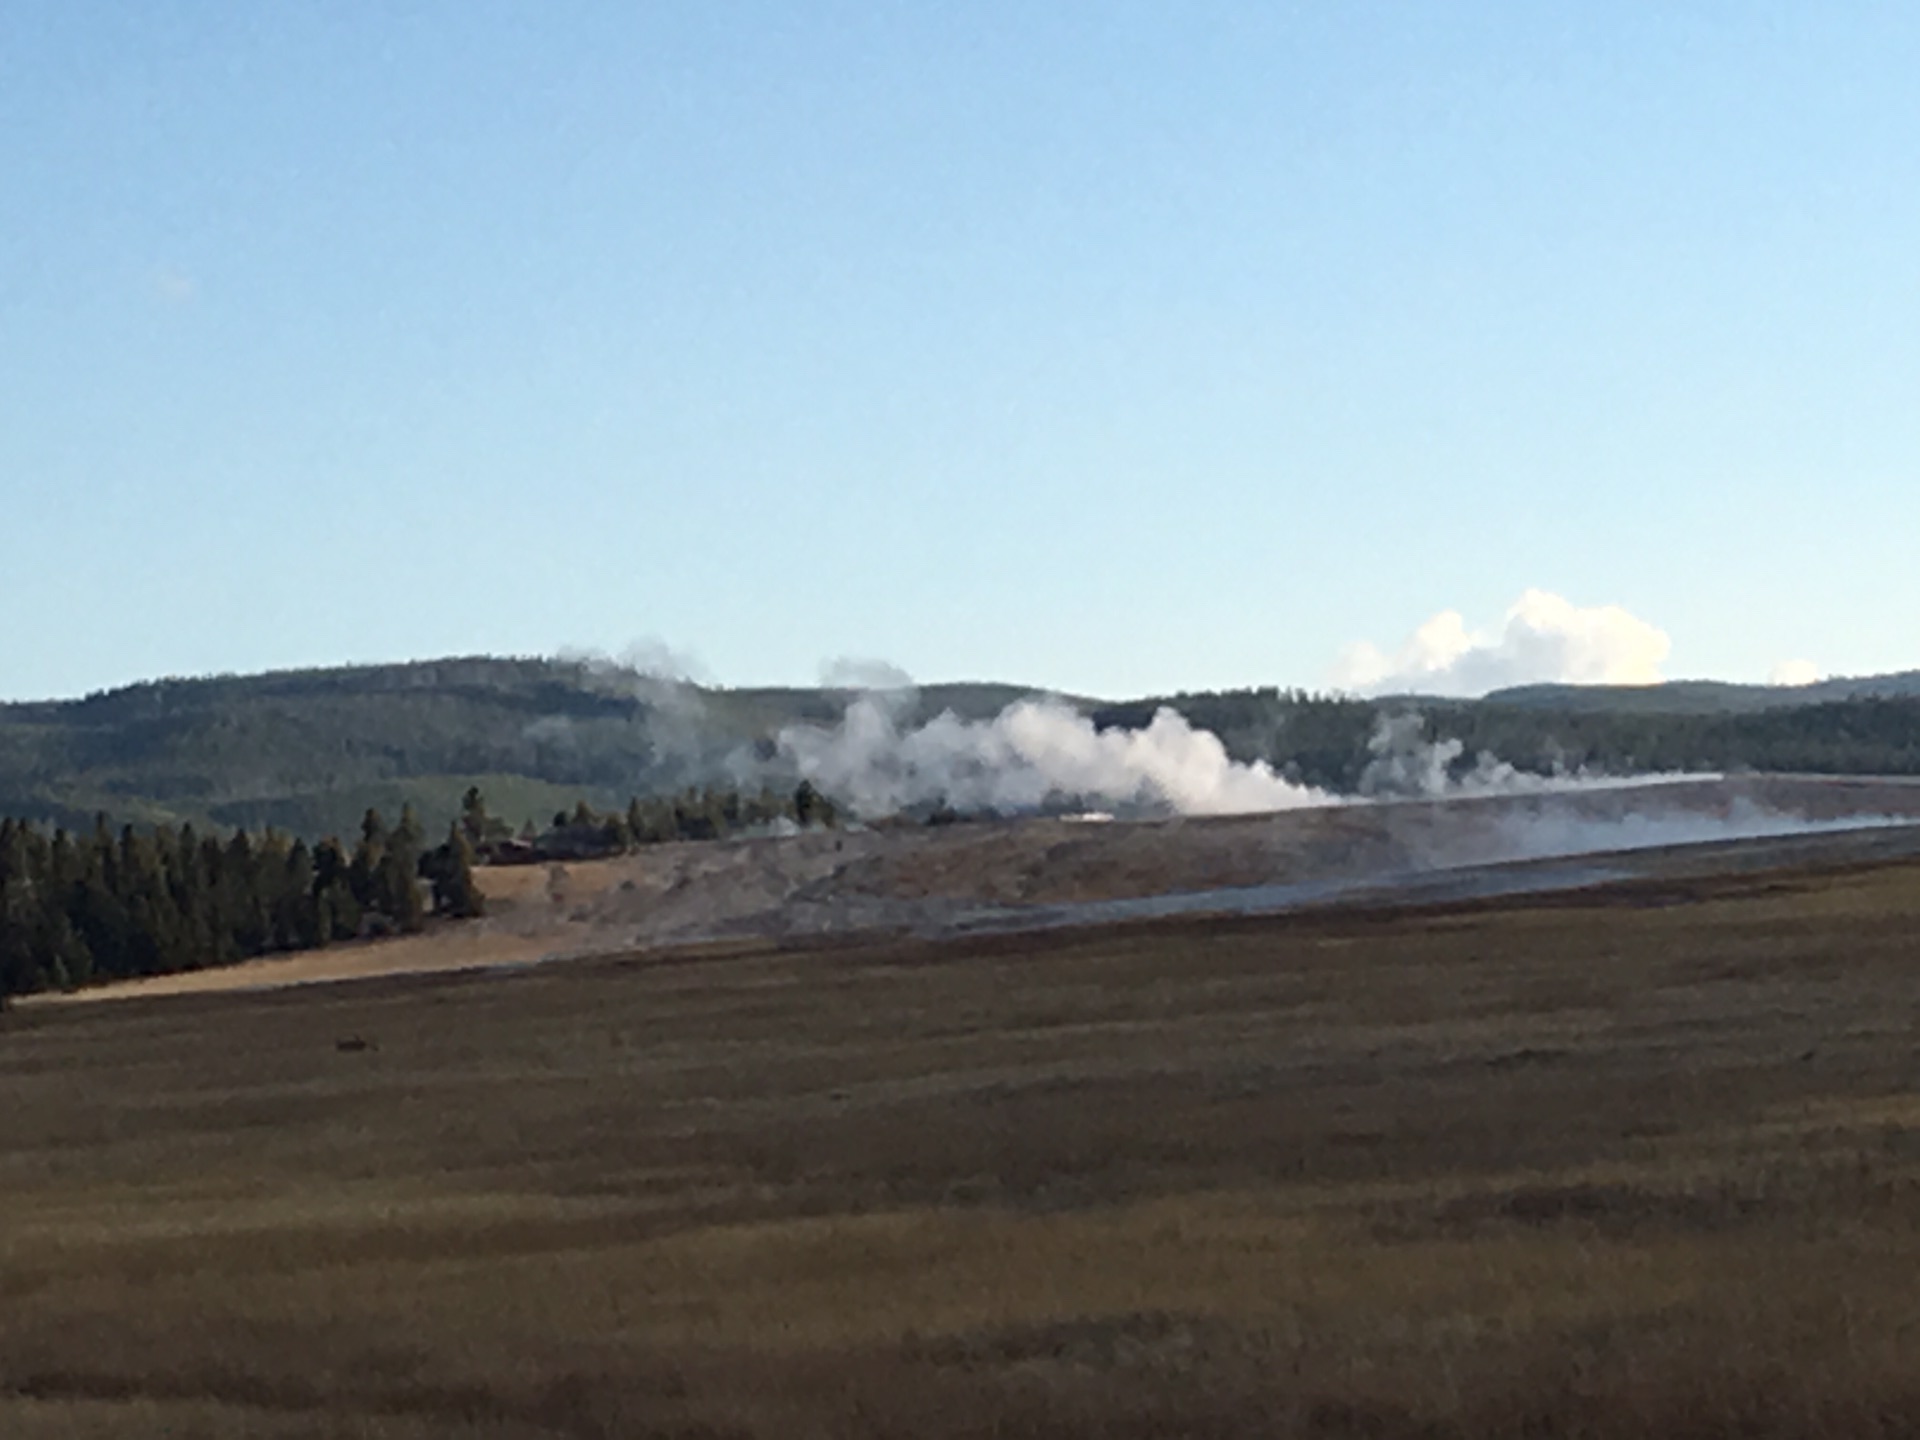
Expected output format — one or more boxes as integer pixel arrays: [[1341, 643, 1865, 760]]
[[277, 839, 318, 950], [431, 822, 486, 919], [461, 786, 490, 846], [314, 836, 361, 942], [224, 830, 270, 956], [349, 809, 385, 913]]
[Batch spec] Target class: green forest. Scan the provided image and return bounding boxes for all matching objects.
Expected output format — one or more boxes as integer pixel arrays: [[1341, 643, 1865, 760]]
[[1091, 690, 1920, 792], [0, 807, 472, 1001], [0, 780, 840, 1002]]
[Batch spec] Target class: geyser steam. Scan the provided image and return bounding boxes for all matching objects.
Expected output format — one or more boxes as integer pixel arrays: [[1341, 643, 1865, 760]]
[[777, 696, 1330, 819], [776, 697, 1702, 823]]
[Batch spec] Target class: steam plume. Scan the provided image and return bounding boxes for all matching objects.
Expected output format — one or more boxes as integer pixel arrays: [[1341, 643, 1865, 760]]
[[1357, 712, 1704, 799], [777, 696, 1330, 819]]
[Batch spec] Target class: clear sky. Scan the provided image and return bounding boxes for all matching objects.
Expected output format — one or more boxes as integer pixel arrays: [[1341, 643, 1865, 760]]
[[4, 3, 1916, 703]]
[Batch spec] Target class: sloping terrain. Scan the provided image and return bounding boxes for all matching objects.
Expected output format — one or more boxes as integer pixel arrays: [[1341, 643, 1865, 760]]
[[54, 775, 1920, 1003]]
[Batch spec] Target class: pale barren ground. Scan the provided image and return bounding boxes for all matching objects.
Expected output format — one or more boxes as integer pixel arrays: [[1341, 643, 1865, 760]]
[[49, 775, 1920, 1003], [6, 815, 1920, 1435]]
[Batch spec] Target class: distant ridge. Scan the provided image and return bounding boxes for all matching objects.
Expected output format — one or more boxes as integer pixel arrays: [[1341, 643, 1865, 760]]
[[1485, 671, 1920, 714], [2, 655, 1918, 839], [0, 656, 1071, 840]]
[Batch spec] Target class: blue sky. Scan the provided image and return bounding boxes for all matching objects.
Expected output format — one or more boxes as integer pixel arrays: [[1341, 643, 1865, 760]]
[[3, 3, 1916, 702]]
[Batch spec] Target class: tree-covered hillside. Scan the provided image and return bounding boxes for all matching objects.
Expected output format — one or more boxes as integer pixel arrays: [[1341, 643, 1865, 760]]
[[0, 658, 1058, 838], [1095, 689, 1920, 792], [3, 657, 1918, 838], [1481, 671, 1920, 714]]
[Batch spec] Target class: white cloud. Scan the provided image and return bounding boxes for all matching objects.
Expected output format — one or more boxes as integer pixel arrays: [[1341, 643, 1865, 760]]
[[1332, 589, 1671, 697], [1768, 659, 1822, 687]]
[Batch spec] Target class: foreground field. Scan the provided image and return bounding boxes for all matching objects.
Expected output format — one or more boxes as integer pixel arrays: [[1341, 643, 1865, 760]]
[[6, 854, 1920, 1436]]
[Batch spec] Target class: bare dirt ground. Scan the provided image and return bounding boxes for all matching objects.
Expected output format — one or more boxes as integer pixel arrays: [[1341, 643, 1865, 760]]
[[8, 845, 1920, 1435], [49, 774, 1920, 1003]]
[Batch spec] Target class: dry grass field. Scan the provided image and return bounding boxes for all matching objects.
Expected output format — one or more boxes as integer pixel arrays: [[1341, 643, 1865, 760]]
[[7, 849, 1920, 1436]]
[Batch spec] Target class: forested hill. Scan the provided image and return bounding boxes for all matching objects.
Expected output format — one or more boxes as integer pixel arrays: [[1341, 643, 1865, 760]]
[[1482, 671, 1920, 714], [2, 656, 1918, 838], [1089, 687, 1920, 792], [0, 658, 1046, 840], [1093, 681, 1920, 792]]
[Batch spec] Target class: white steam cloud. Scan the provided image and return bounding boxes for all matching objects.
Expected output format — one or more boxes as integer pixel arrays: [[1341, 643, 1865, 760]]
[[1769, 659, 1822, 687], [778, 697, 1330, 819], [1333, 589, 1671, 698], [777, 694, 1709, 824]]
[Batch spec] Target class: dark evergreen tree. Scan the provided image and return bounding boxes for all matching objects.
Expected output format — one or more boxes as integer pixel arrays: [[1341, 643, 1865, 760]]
[[429, 822, 486, 919], [794, 780, 834, 828], [378, 811, 426, 935], [313, 836, 361, 942], [0, 803, 492, 1000], [276, 838, 319, 950], [461, 786, 490, 846]]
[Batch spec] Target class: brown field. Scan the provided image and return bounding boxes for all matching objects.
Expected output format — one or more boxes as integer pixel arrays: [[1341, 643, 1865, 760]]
[[7, 838, 1920, 1436]]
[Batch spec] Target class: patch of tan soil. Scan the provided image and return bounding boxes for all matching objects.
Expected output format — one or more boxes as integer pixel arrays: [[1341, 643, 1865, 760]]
[[42, 775, 1920, 1002]]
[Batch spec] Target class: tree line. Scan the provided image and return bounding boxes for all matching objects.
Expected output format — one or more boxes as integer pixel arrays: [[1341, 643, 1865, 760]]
[[1, 780, 841, 1001], [1090, 691, 1920, 791], [509, 780, 838, 856], [0, 807, 483, 1002]]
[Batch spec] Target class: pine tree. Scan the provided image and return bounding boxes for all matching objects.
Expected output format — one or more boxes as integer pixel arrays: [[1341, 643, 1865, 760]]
[[794, 780, 836, 828], [377, 846, 425, 934], [349, 810, 385, 913], [277, 839, 318, 950], [224, 830, 270, 957], [0, 821, 41, 997], [394, 803, 425, 856], [378, 805, 426, 933], [431, 822, 486, 919], [313, 837, 360, 942], [461, 786, 490, 846]]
